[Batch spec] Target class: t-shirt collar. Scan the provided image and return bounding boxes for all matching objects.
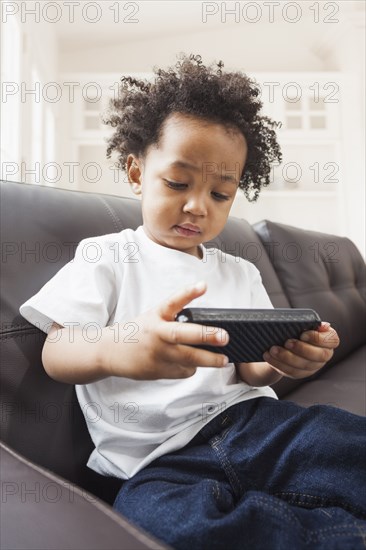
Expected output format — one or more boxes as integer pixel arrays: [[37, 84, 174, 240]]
[[135, 225, 207, 262]]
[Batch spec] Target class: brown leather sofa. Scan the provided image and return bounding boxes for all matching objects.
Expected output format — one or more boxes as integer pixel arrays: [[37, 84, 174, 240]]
[[1, 179, 365, 549]]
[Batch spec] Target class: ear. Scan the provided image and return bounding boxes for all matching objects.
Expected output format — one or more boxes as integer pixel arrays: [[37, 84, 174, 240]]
[[126, 155, 142, 195]]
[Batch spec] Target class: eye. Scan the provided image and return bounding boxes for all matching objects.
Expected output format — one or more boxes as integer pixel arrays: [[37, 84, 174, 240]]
[[212, 192, 230, 201], [164, 180, 230, 201], [164, 180, 187, 190]]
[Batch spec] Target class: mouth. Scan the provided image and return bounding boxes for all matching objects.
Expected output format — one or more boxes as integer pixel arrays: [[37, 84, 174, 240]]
[[174, 224, 202, 237]]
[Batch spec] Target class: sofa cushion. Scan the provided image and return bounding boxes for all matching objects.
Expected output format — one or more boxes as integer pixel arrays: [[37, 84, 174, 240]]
[[254, 220, 366, 369], [283, 345, 366, 416]]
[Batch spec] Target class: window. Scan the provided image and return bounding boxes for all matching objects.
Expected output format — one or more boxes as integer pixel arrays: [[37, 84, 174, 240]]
[[0, 15, 21, 180], [30, 67, 43, 181]]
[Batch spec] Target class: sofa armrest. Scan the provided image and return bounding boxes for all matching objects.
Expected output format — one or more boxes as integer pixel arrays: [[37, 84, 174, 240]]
[[0, 441, 169, 550]]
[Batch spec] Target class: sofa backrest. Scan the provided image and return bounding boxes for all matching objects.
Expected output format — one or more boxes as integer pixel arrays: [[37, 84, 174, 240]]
[[0, 180, 289, 501], [254, 220, 366, 368]]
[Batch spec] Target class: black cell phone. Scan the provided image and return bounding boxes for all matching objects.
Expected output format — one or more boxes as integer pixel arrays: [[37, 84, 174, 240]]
[[175, 308, 322, 363]]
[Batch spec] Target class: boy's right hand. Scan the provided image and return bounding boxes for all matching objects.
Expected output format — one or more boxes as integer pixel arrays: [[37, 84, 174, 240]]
[[103, 281, 230, 380]]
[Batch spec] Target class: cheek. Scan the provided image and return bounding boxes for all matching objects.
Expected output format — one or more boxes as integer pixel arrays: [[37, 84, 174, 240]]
[[216, 201, 233, 214], [213, 203, 234, 225], [143, 196, 174, 219]]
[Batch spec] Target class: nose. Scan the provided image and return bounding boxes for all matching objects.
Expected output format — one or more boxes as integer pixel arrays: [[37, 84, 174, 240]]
[[182, 193, 208, 216]]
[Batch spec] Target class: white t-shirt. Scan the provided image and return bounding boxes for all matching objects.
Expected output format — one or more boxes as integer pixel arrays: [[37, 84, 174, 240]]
[[19, 225, 277, 479]]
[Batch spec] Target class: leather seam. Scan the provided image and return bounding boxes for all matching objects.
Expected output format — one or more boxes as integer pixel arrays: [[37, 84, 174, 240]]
[[0, 330, 44, 340], [97, 196, 125, 233]]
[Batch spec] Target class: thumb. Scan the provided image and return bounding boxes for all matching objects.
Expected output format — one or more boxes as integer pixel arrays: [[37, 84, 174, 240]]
[[318, 321, 331, 332], [158, 280, 207, 321]]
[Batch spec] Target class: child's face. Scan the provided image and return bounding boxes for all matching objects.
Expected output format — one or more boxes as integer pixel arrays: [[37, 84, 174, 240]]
[[128, 112, 247, 258]]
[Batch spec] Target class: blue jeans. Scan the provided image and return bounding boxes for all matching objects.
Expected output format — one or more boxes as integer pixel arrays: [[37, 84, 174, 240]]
[[113, 397, 366, 549]]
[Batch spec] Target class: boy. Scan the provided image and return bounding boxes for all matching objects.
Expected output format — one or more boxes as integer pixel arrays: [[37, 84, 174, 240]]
[[20, 54, 365, 549]]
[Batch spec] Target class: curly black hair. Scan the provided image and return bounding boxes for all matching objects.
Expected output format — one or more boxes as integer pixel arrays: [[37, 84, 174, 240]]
[[103, 53, 282, 202]]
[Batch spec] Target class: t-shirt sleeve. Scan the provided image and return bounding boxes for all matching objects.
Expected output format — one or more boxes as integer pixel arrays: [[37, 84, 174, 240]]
[[19, 236, 117, 334], [248, 263, 274, 309]]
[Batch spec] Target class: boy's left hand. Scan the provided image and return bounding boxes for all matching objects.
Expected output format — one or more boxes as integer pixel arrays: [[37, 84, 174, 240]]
[[262, 322, 340, 379]]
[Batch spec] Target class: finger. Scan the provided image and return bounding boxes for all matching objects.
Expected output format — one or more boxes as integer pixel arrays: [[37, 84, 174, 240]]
[[160, 321, 229, 348], [158, 280, 207, 321], [155, 318, 229, 370], [263, 349, 324, 378], [166, 343, 229, 369], [164, 364, 198, 379], [282, 339, 334, 363], [159, 321, 229, 367], [263, 339, 333, 375], [299, 326, 340, 349]]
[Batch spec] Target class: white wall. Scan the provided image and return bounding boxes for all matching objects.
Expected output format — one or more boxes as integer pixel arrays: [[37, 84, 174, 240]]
[[59, 21, 326, 74], [4, 1, 365, 256], [56, 5, 365, 256]]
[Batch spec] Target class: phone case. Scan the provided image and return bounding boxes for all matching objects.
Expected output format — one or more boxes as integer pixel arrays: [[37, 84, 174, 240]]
[[175, 308, 322, 363]]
